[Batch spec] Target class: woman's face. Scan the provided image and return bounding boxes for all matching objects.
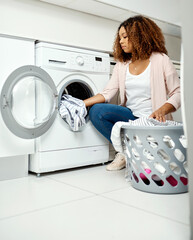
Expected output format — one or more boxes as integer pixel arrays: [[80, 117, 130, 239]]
[[119, 26, 133, 53]]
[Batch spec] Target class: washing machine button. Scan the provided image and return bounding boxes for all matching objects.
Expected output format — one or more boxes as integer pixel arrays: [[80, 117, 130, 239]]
[[76, 56, 84, 66]]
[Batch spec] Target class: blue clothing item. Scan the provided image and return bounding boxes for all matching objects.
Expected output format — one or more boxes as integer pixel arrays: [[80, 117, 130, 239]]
[[89, 103, 138, 142]]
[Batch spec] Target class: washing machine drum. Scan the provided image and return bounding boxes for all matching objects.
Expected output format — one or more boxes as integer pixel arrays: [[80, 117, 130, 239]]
[[61, 81, 93, 100]]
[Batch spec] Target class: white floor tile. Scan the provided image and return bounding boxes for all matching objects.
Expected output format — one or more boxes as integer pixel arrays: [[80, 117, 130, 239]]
[[48, 165, 128, 194], [102, 187, 190, 224], [0, 196, 189, 240], [0, 175, 93, 220]]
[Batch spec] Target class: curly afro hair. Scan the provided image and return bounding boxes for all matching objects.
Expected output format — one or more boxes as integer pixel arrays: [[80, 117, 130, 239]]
[[113, 15, 168, 62]]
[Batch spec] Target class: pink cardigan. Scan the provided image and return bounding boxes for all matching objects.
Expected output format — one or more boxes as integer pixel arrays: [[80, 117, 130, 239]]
[[100, 52, 181, 120]]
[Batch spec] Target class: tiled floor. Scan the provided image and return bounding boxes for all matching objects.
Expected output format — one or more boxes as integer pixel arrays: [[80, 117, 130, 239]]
[[0, 164, 190, 240]]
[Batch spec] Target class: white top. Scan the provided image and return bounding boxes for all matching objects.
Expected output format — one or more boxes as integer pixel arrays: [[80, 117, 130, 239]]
[[125, 62, 152, 117]]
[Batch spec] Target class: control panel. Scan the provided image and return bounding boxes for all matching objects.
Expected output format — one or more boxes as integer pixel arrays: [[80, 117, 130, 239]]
[[35, 43, 110, 73]]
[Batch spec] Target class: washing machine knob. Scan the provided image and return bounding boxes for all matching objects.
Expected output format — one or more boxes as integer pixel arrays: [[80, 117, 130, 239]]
[[76, 56, 84, 66]]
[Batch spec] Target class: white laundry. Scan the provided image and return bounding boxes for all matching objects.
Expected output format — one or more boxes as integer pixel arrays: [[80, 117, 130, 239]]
[[110, 117, 183, 153], [59, 94, 87, 131]]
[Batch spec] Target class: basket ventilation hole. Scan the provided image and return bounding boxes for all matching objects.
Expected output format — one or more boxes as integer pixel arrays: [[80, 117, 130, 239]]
[[139, 173, 150, 185], [132, 171, 139, 183], [151, 174, 164, 186], [132, 148, 140, 160], [174, 149, 185, 162], [141, 161, 151, 173], [153, 162, 166, 174], [133, 135, 143, 147], [146, 135, 158, 148], [180, 174, 188, 185], [166, 175, 178, 187], [157, 149, 170, 162], [143, 149, 154, 161], [179, 135, 187, 148], [183, 161, 188, 173], [125, 134, 131, 146], [163, 135, 175, 149], [169, 162, 181, 175]]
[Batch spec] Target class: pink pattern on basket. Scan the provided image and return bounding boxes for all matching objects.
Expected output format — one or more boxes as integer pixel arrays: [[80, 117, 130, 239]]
[[140, 169, 188, 186]]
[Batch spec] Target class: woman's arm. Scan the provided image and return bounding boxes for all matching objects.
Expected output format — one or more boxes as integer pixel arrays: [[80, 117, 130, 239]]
[[83, 94, 105, 107], [164, 55, 181, 110], [150, 55, 181, 122], [149, 103, 176, 122]]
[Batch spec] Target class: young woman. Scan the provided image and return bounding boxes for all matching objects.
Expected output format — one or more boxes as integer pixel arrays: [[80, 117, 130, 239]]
[[84, 15, 181, 171]]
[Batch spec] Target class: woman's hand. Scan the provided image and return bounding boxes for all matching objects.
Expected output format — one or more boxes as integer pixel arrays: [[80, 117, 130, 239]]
[[149, 108, 166, 122], [149, 103, 176, 122]]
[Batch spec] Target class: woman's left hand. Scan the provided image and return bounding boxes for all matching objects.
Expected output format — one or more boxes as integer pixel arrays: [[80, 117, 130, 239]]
[[149, 103, 176, 122], [149, 108, 166, 122]]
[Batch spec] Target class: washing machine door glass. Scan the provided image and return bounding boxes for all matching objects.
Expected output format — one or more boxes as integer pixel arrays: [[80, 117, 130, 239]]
[[1, 65, 58, 139]]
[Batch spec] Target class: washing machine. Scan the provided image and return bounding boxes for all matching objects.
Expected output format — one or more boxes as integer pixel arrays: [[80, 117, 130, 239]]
[[0, 42, 110, 175]]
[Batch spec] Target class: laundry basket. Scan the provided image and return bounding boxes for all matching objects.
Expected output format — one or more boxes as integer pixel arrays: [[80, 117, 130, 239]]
[[122, 125, 188, 194]]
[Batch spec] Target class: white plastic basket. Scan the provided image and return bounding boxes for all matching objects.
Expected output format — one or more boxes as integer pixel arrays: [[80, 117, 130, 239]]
[[122, 125, 188, 194]]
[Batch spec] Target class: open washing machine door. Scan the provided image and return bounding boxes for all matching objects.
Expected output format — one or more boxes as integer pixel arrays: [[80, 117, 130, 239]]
[[0, 65, 58, 139]]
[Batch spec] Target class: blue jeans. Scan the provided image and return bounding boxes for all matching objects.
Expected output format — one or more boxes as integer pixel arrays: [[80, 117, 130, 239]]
[[89, 103, 138, 143]]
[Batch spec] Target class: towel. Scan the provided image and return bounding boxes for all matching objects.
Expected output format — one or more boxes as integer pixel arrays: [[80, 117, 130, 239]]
[[59, 94, 87, 131]]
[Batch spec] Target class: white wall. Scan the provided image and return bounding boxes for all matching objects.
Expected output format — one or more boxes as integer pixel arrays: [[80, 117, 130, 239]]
[[0, 0, 118, 52], [0, 0, 181, 60], [165, 35, 181, 61], [98, 0, 181, 26]]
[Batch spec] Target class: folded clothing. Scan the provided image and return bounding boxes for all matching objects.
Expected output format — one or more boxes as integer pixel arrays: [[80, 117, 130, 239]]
[[59, 94, 87, 131]]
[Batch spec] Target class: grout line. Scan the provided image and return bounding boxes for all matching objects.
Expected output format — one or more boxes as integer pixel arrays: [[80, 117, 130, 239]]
[[98, 186, 130, 195], [45, 176, 99, 195], [99, 194, 190, 227], [46, 176, 131, 195], [0, 195, 96, 222]]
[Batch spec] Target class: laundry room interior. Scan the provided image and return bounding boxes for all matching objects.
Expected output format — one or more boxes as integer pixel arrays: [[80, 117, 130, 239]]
[[0, 0, 192, 239]]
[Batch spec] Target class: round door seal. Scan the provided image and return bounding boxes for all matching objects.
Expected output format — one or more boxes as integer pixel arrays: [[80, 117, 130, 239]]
[[1, 65, 58, 139]]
